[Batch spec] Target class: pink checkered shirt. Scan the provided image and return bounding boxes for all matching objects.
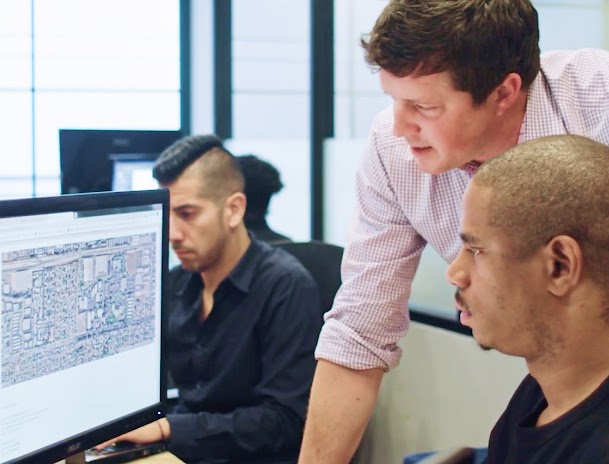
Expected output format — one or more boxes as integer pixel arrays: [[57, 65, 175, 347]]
[[316, 49, 609, 371]]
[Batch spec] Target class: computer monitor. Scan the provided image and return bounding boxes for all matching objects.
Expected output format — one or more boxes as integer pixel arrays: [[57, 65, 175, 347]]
[[110, 153, 160, 192], [0, 189, 169, 464], [59, 129, 182, 194]]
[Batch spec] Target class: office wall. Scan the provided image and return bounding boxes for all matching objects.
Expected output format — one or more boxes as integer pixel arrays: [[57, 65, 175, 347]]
[[355, 322, 528, 464], [229, 0, 312, 241], [0, 0, 182, 199]]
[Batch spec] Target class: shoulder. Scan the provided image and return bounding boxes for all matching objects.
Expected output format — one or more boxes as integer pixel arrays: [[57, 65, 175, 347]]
[[496, 375, 541, 425], [508, 374, 541, 404], [540, 49, 609, 92], [253, 241, 317, 290], [541, 49, 609, 73]]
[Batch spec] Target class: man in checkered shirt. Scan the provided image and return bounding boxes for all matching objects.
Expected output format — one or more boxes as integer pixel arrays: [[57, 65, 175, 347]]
[[298, 1, 609, 463]]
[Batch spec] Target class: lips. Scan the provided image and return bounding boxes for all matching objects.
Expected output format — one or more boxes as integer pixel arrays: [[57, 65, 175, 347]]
[[454, 291, 472, 326], [411, 146, 432, 154]]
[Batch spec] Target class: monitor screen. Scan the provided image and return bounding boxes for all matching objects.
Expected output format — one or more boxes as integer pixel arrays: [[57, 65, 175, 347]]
[[59, 129, 182, 194], [0, 190, 169, 464], [110, 153, 159, 193]]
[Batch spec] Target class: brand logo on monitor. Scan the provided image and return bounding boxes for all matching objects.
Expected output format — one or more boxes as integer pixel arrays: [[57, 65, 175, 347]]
[[67, 442, 82, 453]]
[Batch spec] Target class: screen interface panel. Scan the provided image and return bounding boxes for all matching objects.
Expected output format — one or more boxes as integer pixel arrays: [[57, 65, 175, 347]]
[[112, 160, 157, 192], [0, 204, 164, 463]]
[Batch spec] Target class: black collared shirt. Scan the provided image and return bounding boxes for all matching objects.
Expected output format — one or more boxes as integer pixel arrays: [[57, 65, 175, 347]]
[[165, 238, 322, 464], [246, 222, 292, 245]]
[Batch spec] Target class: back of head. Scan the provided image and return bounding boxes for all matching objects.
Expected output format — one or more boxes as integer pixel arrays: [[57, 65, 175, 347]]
[[153, 134, 244, 202], [362, 0, 540, 105], [235, 154, 283, 222], [474, 135, 609, 292]]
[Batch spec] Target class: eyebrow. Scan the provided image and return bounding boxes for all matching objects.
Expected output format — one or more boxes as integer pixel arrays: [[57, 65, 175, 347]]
[[172, 204, 198, 212], [460, 232, 481, 245]]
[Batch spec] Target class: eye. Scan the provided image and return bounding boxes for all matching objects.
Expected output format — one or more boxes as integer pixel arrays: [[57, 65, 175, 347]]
[[177, 210, 195, 221], [415, 104, 438, 112], [466, 247, 482, 257]]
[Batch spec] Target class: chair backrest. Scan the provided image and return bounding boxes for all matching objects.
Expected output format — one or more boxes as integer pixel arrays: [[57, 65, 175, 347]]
[[274, 240, 344, 315]]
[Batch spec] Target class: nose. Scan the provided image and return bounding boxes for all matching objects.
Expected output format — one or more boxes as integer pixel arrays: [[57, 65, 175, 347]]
[[168, 218, 183, 244], [446, 248, 470, 290], [393, 102, 420, 137]]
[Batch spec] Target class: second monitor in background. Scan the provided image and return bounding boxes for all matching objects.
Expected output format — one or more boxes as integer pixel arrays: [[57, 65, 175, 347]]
[[110, 153, 159, 192], [59, 129, 182, 194]]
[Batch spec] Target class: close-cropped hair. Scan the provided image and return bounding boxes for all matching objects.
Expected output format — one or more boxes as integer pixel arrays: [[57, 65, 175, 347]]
[[361, 0, 540, 105], [235, 154, 283, 220], [474, 135, 609, 291], [153, 134, 244, 202]]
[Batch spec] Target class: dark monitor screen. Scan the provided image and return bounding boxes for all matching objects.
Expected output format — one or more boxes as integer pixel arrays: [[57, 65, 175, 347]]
[[0, 190, 169, 464], [59, 129, 182, 194]]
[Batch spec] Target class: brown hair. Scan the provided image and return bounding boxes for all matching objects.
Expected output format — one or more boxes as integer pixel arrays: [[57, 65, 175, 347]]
[[474, 135, 609, 291], [361, 0, 540, 105]]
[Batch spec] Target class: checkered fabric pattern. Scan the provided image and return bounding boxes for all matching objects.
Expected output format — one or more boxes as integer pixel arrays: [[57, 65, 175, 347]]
[[316, 48, 609, 371]]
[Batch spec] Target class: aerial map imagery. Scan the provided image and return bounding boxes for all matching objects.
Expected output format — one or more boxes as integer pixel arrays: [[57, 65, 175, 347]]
[[1, 233, 158, 388]]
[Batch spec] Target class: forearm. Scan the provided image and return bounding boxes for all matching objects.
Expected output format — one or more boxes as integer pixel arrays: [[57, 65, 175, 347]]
[[298, 360, 384, 464], [168, 401, 302, 461]]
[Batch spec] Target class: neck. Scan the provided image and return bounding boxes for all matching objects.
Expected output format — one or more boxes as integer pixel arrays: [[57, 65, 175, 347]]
[[200, 225, 251, 292], [528, 317, 609, 425], [475, 90, 528, 164]]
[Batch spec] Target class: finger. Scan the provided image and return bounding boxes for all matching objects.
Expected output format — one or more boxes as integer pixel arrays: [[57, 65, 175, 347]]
[[94, 437, 121, 450]]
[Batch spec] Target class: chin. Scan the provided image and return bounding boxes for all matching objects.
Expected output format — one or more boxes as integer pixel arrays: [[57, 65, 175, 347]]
[[179, 260, 201, 273], [414, 158, 455, 175], [477, 343, 494, 352], [472, 330, 494, 352]]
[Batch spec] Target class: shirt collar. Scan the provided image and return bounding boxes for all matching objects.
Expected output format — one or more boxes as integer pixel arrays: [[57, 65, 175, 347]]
[[458, 160, 481, 175], [174, 236, 263, 296], [225, 236, 262, 293]]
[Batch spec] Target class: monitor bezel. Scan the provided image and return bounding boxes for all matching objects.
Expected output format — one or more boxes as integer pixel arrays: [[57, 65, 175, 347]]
[[0, 189, 170, 464]]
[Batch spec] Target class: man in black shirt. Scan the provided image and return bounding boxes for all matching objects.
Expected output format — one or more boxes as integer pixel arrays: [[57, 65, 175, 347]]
[[447, 135, 609, 463], [100, 134, 322, 463]]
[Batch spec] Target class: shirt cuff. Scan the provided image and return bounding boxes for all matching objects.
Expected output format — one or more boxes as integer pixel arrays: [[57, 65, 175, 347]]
[[314, 318, 402, 371]]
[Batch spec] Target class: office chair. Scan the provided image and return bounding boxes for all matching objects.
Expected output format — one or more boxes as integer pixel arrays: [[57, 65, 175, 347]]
[[273, 240, 344, 316]]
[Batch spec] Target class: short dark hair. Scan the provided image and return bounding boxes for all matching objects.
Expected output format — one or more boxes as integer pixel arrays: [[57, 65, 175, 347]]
[[361, 0, 540, 105], [474, 135, 609, 293], [235, 155, 283, 221], [153, 134, 225, 184], [153, 134, 244, 202]]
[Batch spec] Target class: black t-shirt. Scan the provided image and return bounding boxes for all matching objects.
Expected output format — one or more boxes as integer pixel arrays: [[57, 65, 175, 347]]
[[487, 373, 609, 463]]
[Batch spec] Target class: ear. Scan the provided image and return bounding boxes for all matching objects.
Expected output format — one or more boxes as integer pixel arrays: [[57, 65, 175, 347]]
[[543, 235, 583, 297], [224, 192, 246, 229], [492, 73, 522, 116]]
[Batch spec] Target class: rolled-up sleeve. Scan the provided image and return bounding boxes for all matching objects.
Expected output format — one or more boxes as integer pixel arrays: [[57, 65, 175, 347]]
[[316, 113, 426, 371]]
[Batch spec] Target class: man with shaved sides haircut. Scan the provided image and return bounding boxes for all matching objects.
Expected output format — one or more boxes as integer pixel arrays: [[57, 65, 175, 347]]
[[100, 134, 322, 464], [447, 135, 609, 462]]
